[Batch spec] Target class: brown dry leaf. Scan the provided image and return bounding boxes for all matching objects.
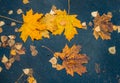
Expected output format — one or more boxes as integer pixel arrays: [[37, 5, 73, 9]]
[[1, 54, 8, 64], [51, 44, 89, 76], [108, 46, 116, 55], [93, 12, 117, 40], [30, 45, 38, 56], [0, 27, 3, 33]]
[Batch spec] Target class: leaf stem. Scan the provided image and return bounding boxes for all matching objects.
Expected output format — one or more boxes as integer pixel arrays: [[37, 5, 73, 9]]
[[0, 15, 23, 24], [68, 0, 70, 14], [41, 45, 54, 54]]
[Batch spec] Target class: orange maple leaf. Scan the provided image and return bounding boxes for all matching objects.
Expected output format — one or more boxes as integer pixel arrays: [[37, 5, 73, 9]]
[[50, 44, 89, 76]]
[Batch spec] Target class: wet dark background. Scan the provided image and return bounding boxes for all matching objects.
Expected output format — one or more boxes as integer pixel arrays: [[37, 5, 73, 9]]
[[0, 0, 120, 83]]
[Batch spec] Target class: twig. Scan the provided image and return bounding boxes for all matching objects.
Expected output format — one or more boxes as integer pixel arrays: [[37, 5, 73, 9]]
[[15, 73, 24, 83], [0, 15, 23, 24], [68, 0, 70, 14], [41, 45, 54, 54]]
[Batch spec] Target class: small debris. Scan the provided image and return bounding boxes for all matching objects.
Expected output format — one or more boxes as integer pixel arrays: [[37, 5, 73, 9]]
[[91, 11, 98, 17], [31, 50, 38, 56], [30, 45, 38, 56], [8, 35, 16, 40], [11, 22, 16, 26], [14, 43, 23, 50], [8, 10, 13, 15], [1, 54, 8, 64], [10, 49, 17, 56], [0, 21, 5, 27], [23, 68, 33, 76], [1, 35, 8, 43], [15, 28, 19, 32], [108, 46, 116, 55], [5, 62, 12, 70], [82, 22, 87, 29], [49, 57, 57, 65], [116, 26, 120, 33], [88, 21, 93, 26], [17, 8, 23, 14], [50, 5, 57, 15], [95, 63, 100, 73], [0, 27, 3, 33], [0, 42, 2, 47], [8, 39, 15, 47], [0, 66, 2, 72], [23, 0, 29, 4]]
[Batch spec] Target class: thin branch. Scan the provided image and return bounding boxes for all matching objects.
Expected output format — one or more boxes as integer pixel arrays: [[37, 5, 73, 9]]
[[41, 45, 54, 54], [68, 0, 70, 14], [15, 73, 24, 83], [0, 15, 23, 24]]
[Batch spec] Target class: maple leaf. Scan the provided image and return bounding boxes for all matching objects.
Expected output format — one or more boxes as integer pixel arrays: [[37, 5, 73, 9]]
[[40, 13, 57, 32], [52, 10, 83, 41], [51, 44, 89, 76], [93, 12, 117, 40], [19, 9, 49, 42]]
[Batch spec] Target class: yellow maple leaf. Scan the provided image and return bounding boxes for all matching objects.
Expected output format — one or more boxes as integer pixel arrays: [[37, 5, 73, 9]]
[[19, 9, 49, 42], [52, 10, 83, 41], [40, 13, 57, 32]]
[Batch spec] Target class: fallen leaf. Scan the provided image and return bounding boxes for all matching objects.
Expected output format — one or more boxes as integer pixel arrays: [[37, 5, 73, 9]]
[[10, 49, 17, 56], [17, 8, 23, 14], [8, 39, 15, 47], [0, 21, 5, 27], [52, 10, 83, 41], [27, 76, 37, 83], [0, 66, 2, 72], [93, 12, 116, 40], [1, 54, 8, 64], [30, 45, 38, 56], [19, 9, 49, 42], [14, 43, 23, 50], [108, 46, 116, 55], [0, 27, 3, 33], [50, 44, 89, 76], [23, 0, 29, 4], [1, 35, 8, 43]]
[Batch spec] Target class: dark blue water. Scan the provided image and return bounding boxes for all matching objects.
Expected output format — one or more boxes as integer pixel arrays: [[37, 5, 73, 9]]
[[0, 0, 120, 83]]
